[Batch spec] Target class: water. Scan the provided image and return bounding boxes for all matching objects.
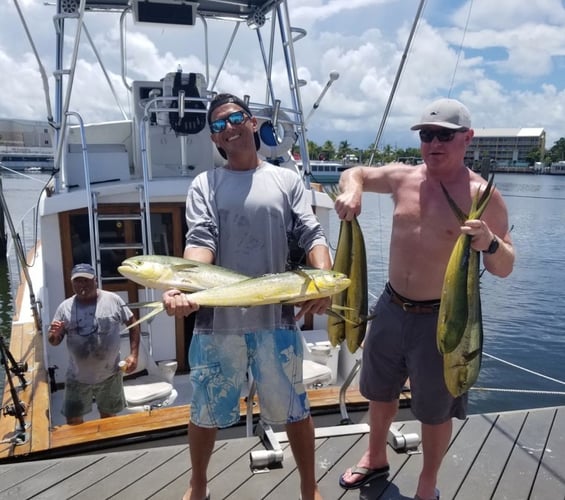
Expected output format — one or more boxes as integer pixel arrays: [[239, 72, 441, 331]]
[[1, 171, 565, 415]]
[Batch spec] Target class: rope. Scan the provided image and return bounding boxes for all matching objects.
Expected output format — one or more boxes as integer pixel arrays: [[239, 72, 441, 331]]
[[484, 352, 565, 386], [471, 387, 565, 396]]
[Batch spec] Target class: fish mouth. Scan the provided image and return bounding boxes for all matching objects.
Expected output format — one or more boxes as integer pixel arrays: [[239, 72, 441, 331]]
[[117, 263, 137, 275]]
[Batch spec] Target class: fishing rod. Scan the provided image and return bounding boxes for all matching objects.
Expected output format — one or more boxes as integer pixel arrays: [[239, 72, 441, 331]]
[[0, 336, 29, 445]]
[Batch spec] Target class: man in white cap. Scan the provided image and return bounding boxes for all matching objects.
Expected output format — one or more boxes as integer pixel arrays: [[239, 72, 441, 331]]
[[48, 263, 140, 424], [335, 98, 515, 499]]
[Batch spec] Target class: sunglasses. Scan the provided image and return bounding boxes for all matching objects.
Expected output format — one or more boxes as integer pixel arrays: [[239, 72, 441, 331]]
[[210, 110, 249, 134], [419, 129, 467, 143]]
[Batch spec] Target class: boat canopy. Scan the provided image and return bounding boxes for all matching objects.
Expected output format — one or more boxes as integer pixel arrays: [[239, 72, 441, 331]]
[[75, 0, 280, 23]]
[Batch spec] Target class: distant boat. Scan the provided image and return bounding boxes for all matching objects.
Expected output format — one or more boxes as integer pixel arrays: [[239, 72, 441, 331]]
[[0, 146, 54, 171], [547, 161, 565, 175], [301, 160, 355, 184]]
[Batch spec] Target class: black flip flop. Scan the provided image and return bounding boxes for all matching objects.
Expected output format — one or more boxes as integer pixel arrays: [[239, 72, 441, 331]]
[[338, 464, 390, 490]]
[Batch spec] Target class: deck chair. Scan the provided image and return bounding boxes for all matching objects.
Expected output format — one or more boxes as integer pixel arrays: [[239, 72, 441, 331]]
[[301, 333, 333, 389], [120, 333, 178, 410]]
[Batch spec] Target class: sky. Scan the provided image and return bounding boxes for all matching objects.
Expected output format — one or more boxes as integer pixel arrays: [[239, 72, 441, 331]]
[[1, 0, 565, 151]]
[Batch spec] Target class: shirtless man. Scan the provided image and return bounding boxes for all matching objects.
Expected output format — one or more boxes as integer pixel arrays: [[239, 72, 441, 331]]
[[335, 98, 515, 499]]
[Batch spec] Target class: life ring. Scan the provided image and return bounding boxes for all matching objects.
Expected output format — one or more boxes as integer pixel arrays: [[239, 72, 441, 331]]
[[254, 107, 297, 164]]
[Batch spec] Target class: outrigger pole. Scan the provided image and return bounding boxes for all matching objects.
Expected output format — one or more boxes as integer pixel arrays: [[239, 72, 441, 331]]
[[367, 0, 426, 167]]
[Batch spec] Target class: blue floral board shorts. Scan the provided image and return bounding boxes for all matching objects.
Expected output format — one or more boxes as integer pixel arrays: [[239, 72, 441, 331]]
[[189, 329, 310, 428]]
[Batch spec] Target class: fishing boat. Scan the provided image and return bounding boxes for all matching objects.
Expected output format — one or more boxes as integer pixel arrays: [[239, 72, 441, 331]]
[[547, 160, 565, 175], [0, 0, 415, 464], [302, 160, 354, 185]]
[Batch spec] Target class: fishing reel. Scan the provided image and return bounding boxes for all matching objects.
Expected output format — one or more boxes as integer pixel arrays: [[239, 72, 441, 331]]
[[9, 361, 28, 376], [2, 400, 28, 418]]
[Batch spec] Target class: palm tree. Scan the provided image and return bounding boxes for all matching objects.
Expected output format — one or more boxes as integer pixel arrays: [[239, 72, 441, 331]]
[[337, 140, 351, 158]]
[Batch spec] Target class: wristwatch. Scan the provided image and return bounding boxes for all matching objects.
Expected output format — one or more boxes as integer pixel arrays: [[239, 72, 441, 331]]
[[483, 236, 499, 255]]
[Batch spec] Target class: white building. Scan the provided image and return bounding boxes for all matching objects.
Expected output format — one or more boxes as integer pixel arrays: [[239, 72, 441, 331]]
[[465, 127, 545, 172]]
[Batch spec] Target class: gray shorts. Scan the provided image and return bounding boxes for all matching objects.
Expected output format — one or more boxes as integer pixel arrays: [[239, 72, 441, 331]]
[[189, 329, 310, 428], [63, 372, 126, 418], [360, 286, 467, 424]]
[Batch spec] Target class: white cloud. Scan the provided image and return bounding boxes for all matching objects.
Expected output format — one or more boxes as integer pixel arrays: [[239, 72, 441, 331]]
[[1, 0, 565, 151]]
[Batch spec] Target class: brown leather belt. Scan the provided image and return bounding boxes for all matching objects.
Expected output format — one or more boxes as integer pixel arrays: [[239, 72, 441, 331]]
[[385, 282, 441, 314]]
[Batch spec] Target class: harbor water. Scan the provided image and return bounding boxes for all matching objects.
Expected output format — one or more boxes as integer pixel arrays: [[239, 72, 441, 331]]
[[1, 170, 565, 416]]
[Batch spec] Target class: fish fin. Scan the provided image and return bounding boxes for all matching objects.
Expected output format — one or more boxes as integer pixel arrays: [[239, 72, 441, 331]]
[[124, 301, 163, 309], [329, 304, 356, 312], [292, 268, 320, 294], [172, 263, 201, 271], [471, 175, 495, 219], [323, 183, 340, 202], [120, 303, 164, 332], [327, 307, 360, 326], [440, 182, 468, 223]]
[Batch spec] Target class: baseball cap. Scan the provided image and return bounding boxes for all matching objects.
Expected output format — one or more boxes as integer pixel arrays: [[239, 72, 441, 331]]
[[207, 93, 253, 125], [207, 93, 260, 159], [71, 263, 96, 280], [410, 98, 471, 130]]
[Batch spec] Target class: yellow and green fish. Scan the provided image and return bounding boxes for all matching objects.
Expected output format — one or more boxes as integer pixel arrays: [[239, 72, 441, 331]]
[[438, 174, 495, 396], [123, 267, 350, 331]]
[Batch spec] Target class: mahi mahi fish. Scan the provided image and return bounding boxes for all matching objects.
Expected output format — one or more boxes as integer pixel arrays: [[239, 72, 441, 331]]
[[325, 184, 369, 353], [118, 255, 249, 291], [438, 174, 495, 396], [124, 268, 351, 331], [437, 175, 494, 354], [443, 242, 483, 397]]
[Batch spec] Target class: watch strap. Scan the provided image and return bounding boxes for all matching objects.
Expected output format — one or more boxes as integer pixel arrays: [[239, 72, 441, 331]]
[[483, 236, 499, 255]]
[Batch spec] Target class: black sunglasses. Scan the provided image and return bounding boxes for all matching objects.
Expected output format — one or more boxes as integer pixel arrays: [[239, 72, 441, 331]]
[[419, 129, 467, 143], [210, 110, 249, 134]]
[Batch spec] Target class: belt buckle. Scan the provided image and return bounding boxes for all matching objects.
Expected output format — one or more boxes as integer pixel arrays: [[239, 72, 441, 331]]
[[401, 302, 414, 312]]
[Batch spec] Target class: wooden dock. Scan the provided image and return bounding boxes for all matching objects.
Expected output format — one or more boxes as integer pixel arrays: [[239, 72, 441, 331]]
[[0, 405, 564, 499]]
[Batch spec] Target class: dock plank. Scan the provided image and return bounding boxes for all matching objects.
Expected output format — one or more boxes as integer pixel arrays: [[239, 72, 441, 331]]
[[0, 460, 55, 495], [494, 407, 555, 498], [1, 454, 107, 498], [455, 411, 525, 498], [112, 445, 189, 499], [40, 450, 147, 500], [433, 413, 495, 499], [75, 446, 187, 498], [529, 406, 565, 499]]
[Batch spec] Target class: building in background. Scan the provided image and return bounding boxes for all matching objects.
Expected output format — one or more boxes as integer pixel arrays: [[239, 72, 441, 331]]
[[0, 119, 54, 171], [465, 128, 545, 174]]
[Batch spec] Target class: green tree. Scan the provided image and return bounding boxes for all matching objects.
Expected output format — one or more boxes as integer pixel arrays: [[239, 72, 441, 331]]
[[320, 140, 336, 160], [549, 138, 565, 162], [525, 148, 542, 165], [337, 140, 351, 158]]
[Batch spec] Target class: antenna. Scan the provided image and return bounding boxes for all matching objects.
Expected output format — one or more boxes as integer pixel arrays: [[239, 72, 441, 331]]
[[304, 71, 340, 125]]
